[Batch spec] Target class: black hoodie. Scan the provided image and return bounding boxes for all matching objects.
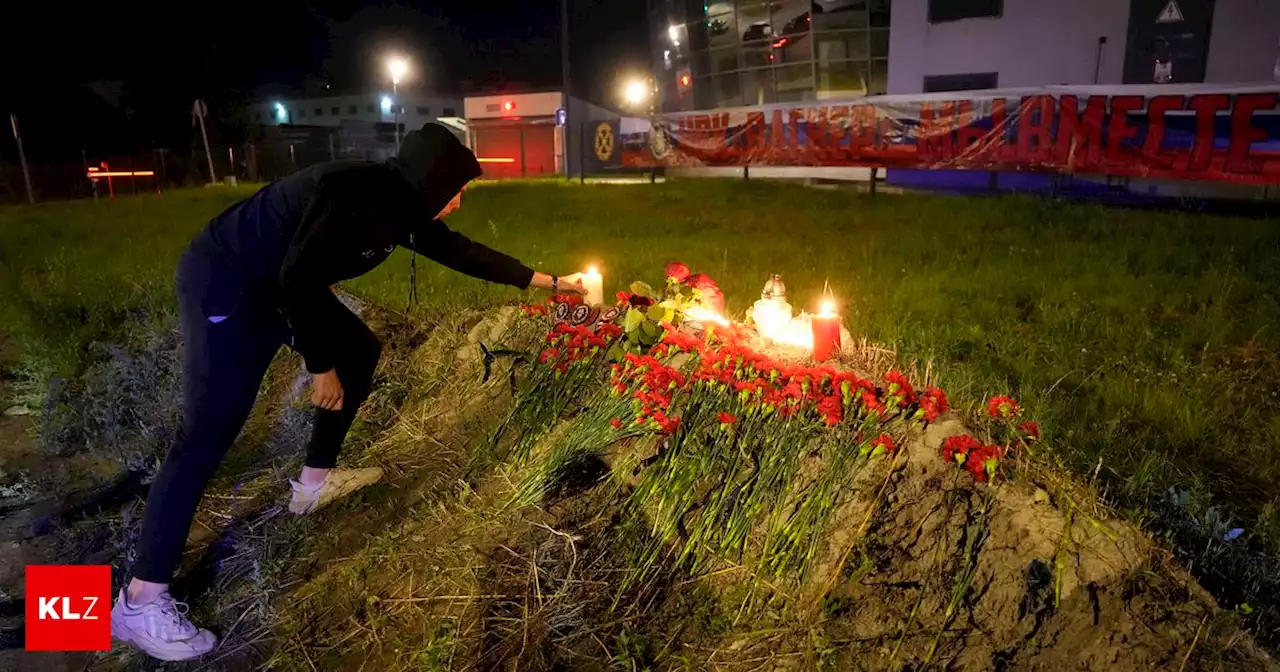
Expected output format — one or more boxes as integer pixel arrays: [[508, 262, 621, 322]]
[[185, 123, 534, 374]]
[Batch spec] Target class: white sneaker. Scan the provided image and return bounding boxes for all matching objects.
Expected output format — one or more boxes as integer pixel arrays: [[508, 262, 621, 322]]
[[110, 589, 216, 661], [288, 467, 384, 515]]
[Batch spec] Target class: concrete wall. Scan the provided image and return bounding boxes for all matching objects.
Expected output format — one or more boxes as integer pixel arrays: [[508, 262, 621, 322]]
[[887, 0, 1131, 93], [1206, 0, 1280, 83], [888, 0, 1280, 94]]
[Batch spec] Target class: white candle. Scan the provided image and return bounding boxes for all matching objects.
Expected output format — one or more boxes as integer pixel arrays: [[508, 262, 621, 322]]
[[583, 266, 604, 306]]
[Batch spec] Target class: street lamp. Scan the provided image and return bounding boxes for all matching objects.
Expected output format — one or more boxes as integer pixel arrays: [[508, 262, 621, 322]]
[[386, 56, 409, 154], [622, 76, 657, 115]]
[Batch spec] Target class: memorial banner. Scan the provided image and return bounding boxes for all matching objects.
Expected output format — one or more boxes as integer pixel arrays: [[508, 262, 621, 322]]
[[618, 84, 1280, 184]]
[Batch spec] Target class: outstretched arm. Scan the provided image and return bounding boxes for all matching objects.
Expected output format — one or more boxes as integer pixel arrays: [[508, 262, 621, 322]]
[[402, 219, 586, 294]]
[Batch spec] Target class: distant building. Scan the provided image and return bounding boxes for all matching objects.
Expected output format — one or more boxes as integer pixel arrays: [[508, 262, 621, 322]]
[[462, 89, 620, 179], [241, 90, 464, 129], [889, 0, 1280, 94], [647, 0, 892, 113]]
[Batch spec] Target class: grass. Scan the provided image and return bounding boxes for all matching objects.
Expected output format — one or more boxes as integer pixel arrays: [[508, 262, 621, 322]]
[[2, 179, 1280, 652]]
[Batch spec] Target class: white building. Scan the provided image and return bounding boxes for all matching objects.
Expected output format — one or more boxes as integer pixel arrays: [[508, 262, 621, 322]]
[[888, 0, 1280, 93], [245, 91, 464, 129]]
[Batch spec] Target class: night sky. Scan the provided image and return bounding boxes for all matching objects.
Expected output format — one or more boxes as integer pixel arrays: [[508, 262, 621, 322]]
[[3, 0, 649, 157]]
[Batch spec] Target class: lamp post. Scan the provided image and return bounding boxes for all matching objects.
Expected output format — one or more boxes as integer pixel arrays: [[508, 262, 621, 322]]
[[387, 56, 409, 154]]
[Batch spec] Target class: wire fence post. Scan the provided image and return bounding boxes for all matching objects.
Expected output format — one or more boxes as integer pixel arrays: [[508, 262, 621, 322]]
[[9, 113, 34, 204], [578, 123, 585, 185]]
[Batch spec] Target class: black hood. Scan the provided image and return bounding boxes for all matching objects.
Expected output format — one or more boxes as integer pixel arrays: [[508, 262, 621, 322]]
[[389, 122, 482, 218]]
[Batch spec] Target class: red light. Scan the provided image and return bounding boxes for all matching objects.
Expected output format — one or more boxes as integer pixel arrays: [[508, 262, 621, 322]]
[[86, 171, 155, 178], [680, 74, 691, 87], [772, 37, 788, 48], [502, 100, 515, 112]]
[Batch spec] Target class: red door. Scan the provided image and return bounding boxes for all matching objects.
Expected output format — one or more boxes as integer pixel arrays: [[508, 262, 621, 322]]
[[472, 127, 522, 179]]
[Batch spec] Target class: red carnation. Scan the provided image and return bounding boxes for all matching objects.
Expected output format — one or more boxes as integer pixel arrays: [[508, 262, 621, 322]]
[[871, 433, 897, 456], [988, 395, 1020, 419], [965, 445, 1004, 483], [610, 418, 623, 429], [1018, 421, 1040, 441], [941, 434, 981, 464], [919, 386, 949, 423], [717, 411, 737, 426], [883, 370, 917, 406], [666, 261, 692, 283], [817, 394, 843, 427]]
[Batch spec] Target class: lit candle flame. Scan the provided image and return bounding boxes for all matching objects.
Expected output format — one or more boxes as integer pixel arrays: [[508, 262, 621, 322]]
[[818, 299, 837, 317], [686, 305, 730, 326], [585, 265, 600, 276]]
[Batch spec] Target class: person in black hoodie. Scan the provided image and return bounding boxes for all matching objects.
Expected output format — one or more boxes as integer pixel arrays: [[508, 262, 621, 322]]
[[109, 123, 585, 661]]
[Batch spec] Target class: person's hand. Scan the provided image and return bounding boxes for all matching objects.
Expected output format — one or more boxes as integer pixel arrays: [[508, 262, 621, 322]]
[[311, 369, 344, 411], [531, 272, 587, 295]]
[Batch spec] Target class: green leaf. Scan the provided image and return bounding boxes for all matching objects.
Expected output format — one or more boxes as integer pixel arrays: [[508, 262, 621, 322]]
[[623, 308, 645, 332], [641, 320, 662, 339], [607, 341, 626, 363], [630, 281, 655, 298], [646, 304, 666, 322]]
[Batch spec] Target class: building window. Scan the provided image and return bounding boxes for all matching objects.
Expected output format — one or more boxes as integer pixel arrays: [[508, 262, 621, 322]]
[[315, 107, 324, 116], [819, 60, 868, 95], [741, 68, 776, 105], [331, 106, 340, 115], [443, 107, 456, 116], [701, 2, 736, 49], [923, 71, 998, 92], [416, 106, 430, 115], [298, 108, 307, 117], [348, 105, 357, 114], [366, 103, 376, 113], [814, 0, 870, 30], [816, 31, 870, 62], [928, 0, 1001, 24], [775, 64, 814, 101], [253, 111, 262, 121]]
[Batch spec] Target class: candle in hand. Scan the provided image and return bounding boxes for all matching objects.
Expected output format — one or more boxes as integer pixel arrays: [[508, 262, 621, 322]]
[[811, 299, 842, 363], [583, 266, 605, 306]]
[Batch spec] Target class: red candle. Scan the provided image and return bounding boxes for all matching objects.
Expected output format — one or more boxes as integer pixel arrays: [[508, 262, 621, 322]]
[[811, 300, 842, 363]]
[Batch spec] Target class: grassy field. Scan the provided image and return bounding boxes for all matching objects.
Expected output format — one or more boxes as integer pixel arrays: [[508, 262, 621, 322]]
[[2, 180, 1279, 655]]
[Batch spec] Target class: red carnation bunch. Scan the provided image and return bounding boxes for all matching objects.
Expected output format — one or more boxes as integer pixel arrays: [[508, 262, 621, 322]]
[[1018, 421, 1040, 441], [537, 322, 624, 374], [940, 434, 1003, 483], [717, 411, 737, 426], [665, 262, 692, 283]]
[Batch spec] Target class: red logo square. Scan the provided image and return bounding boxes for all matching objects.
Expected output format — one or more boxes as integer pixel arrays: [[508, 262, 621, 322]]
[[25, 565, 112, 651]]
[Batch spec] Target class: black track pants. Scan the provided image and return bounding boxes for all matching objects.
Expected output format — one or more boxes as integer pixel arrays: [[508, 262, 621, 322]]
[[130, 253, 381, 584]]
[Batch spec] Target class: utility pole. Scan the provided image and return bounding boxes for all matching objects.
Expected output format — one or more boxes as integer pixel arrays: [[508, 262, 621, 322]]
[[9, 113, 34, 204], [561, 0, 571, 177], [561, 0, 570, 104], [192, 99, 217, 184]]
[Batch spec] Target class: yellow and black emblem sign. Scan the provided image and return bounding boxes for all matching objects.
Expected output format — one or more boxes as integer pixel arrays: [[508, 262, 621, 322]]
[[592, 122, 615, 161]]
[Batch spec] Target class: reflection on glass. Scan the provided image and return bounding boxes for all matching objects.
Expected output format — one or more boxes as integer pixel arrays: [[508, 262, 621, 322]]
[[704, 1, 738, 48], [737, 0, 772, 42], [813, 0, 868, 30], [818, 60, 867, 95], [709, 47, 739, 73], [776, 64, 814, 95], [869, 58, 888, 95], [741, 42, 775, 69], [715, 73, 743, 107], [870, 28, 889, 58], [741, 68, 776, 105], [816, 31, 869, 62]]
